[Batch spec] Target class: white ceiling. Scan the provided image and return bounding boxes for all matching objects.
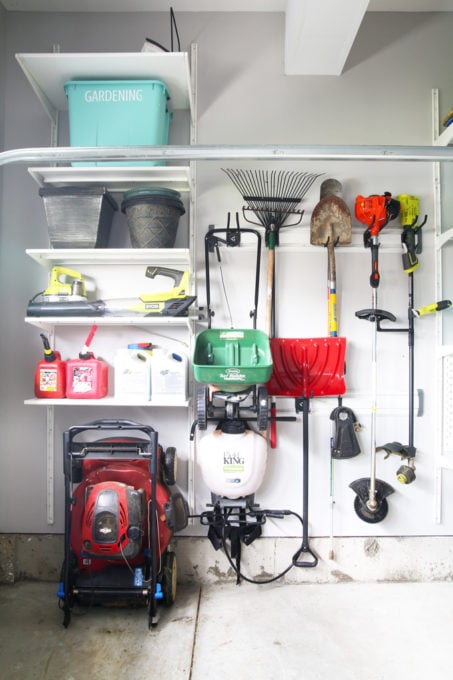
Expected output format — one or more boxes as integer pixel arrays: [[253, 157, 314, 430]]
[[3, 1, 453, 12], [3, 0, 453, 76]]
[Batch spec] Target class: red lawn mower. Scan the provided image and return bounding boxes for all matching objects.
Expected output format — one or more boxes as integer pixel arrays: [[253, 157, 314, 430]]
[[59, 419, 188, 628]]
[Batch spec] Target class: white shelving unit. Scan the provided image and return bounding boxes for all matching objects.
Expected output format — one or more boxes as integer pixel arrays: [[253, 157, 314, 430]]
[[16, 49, 197, 524]]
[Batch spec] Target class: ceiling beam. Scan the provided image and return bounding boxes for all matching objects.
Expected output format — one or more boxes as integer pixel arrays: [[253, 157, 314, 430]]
[[284, 0, 369, 76]]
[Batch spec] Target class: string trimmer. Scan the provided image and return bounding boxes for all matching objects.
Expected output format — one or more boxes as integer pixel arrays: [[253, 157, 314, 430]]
[[371, 196, 451, 484], [350, 192, 400, 523]]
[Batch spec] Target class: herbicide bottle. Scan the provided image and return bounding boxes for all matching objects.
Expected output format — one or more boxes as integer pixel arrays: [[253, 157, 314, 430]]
[[151, 347, 188, 401], [114, 342, 153, 401], [34, 333, 66, 399], [66, 324, 109, 399]]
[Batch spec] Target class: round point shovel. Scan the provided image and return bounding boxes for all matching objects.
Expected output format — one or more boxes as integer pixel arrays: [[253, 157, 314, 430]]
[[310, 179, 352, 337], [311, 179, 354, 558]]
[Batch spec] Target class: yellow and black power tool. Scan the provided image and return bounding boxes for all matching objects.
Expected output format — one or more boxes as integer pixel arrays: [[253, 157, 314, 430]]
[[42, 266, 88, 301], [397, 194, 426, 274], [27, 266, 196, 317]]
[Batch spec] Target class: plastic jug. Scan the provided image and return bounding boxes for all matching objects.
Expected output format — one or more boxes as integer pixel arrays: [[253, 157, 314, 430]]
[[151, 348, 188, 402], [114, 343, 152, 401]]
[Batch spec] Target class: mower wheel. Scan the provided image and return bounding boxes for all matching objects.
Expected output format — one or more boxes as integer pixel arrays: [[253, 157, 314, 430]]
[[197, 385, 209, 430], [353, 494, 389, 524], [161, 551, 177, 606], [162, 447, 178, 486], [256, 386, 269, 431]]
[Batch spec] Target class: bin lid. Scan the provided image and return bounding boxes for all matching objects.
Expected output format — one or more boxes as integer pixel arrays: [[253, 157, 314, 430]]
[[123, 187, 181, 201], [121, 187, 185, 216]]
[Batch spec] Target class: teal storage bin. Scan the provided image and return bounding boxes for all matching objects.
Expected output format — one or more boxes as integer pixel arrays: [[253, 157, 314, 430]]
[[64, 79, 172, 167]]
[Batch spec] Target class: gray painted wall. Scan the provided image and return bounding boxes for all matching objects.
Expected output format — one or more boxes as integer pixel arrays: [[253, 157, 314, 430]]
[[1, 10, 453, 542]]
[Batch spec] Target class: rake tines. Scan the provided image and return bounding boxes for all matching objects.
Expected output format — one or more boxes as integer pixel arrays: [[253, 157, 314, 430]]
[[223, 168, 322, 231]]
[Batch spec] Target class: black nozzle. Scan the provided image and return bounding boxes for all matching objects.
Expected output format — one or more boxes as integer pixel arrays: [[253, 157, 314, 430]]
[[40, 333, 56, 362]]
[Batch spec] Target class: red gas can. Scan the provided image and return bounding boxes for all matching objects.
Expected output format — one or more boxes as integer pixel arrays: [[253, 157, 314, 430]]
[[66, 355, 109, 399], [34, 334, 66, 399], [65, 325, 109, 399]]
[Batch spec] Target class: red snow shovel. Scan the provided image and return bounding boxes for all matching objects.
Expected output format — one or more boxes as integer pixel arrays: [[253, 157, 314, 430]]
[[267, 336, 346, 568]]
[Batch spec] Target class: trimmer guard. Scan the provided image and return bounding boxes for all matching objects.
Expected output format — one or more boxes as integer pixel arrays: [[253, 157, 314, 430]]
[[267, 337, 347, 398]]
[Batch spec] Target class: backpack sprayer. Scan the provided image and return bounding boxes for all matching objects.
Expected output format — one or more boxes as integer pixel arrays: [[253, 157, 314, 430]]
[[191, 203, 324, 583]]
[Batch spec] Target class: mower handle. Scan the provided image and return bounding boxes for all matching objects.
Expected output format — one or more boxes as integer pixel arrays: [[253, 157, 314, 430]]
[[65, 419, 157, 441]]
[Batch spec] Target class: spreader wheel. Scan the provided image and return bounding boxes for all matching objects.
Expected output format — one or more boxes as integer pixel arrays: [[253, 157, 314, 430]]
[[353, 494, 389, 524], [162, 446, 177, 486], [197, 385, 209, 430], [161, 551, 177, 606], [256, 386, 269, 431]]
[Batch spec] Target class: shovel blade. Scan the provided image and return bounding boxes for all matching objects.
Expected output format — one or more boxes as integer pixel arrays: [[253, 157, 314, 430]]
[[310, 194, 352, 247], [267, 337, 347, 398]]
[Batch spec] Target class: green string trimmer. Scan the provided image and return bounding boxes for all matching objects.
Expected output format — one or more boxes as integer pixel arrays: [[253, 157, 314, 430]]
[[373, 195, 451, 485]]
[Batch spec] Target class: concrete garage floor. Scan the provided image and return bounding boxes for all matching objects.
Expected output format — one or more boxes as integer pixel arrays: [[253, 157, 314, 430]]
[[1, 580, 452, 680]]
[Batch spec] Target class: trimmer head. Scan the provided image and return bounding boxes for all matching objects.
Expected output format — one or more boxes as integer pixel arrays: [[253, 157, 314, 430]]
[[349, 477, 394, 524]]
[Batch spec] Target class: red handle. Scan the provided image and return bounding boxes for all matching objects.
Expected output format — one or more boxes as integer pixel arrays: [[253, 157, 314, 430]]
[[84, 324, 98, 348], [270, 400, 277, 449]]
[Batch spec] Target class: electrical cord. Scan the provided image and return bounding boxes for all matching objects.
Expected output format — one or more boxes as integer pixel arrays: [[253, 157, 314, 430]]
[[170, 7, 181, 52]]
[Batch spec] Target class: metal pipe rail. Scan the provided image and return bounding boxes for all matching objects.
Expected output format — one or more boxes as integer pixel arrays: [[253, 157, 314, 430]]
[[2, 144, 453, 166]]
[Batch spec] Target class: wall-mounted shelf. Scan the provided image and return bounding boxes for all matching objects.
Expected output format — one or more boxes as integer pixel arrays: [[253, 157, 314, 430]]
[[26, 247, 191, 267], [24, 397, 189, 407], [25, 316, 195, 331], [28, 166, 193, 193], [15, 52, 194, 124]]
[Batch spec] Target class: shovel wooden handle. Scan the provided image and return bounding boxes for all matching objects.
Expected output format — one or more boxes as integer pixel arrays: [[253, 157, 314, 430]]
[[266, 246, 275, 337], [327, 238, 337, 337], [266, 229, 277, 447]]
